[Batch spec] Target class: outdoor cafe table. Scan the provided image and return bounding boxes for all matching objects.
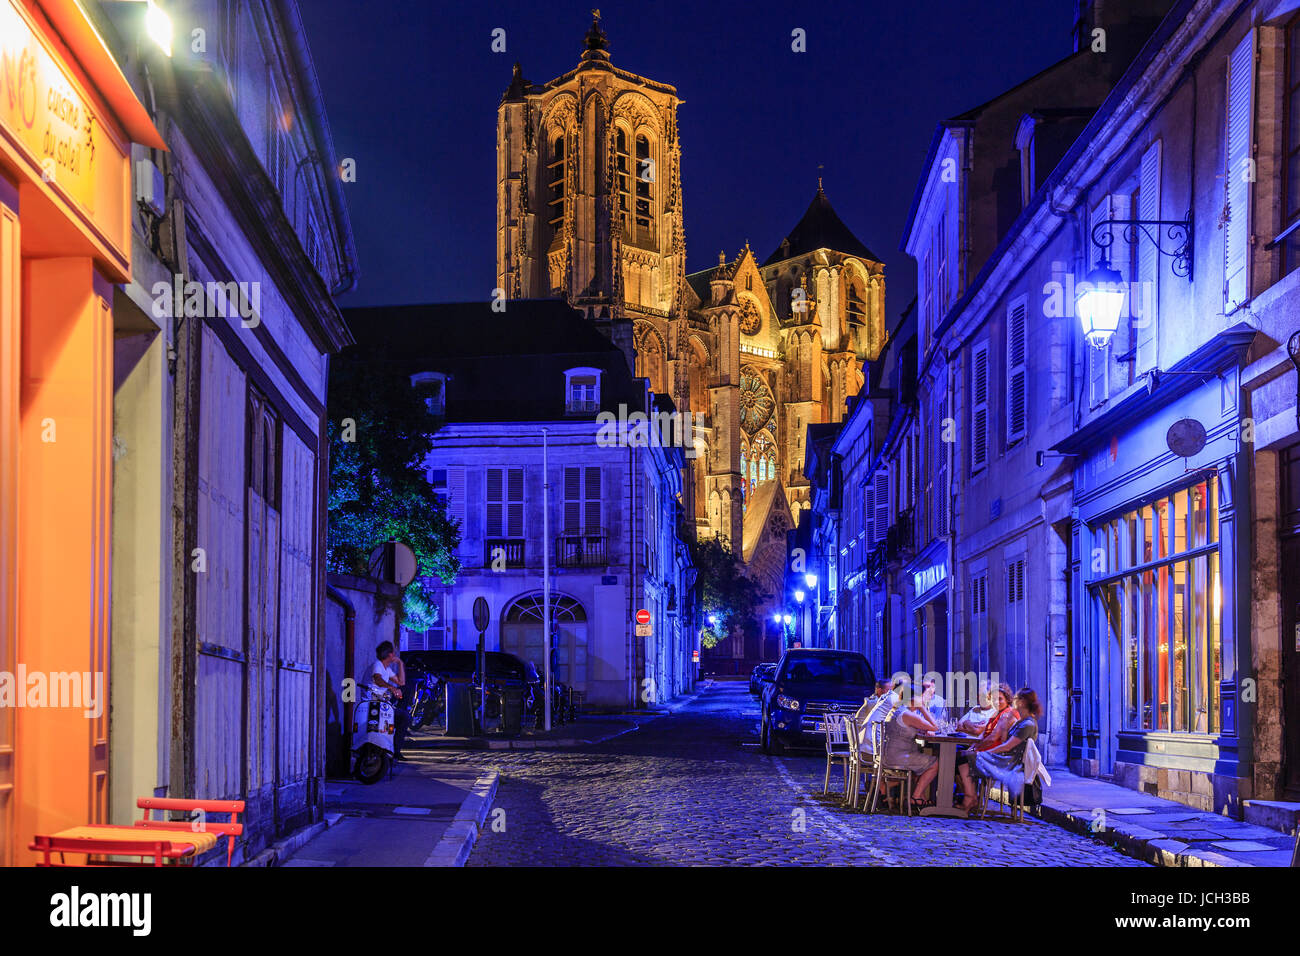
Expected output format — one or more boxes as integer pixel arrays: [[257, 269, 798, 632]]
[[914, 732, 972, 818]]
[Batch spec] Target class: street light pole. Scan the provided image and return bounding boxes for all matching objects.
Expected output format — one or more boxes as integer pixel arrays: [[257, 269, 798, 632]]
[[542, 427, 551, 732]]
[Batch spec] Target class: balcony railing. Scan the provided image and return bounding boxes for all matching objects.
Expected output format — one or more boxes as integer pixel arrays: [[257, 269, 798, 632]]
[[566, 399, 600, 415], [485, 538, 525, 568], [556, 529, 607, 567]]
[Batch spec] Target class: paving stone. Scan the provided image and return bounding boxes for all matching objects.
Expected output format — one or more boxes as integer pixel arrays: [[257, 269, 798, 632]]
[[439, 682, 1149, 867]]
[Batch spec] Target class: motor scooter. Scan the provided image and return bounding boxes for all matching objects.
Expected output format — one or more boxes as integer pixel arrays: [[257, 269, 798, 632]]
[[352, 693, 395, 784]]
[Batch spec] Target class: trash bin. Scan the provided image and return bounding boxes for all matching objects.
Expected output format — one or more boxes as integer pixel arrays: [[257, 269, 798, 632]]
[[445, 682, 476, 737], [501, 687, 524, 735]]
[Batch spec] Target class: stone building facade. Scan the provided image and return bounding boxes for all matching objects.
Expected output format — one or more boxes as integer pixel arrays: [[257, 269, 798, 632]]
[[496, 15, 888, 626]]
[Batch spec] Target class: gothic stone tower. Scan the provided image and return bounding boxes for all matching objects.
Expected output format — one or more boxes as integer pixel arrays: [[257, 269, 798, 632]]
[[496, 15, 689, 374], [684, 183, 887, 565]]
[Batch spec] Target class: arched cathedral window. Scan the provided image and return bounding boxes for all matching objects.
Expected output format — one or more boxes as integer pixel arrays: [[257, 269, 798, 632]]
[[615, 128, 630, 236], [635, 134, 652, 238], [547, 133, 566, 233], [846, 275, 867, 325]]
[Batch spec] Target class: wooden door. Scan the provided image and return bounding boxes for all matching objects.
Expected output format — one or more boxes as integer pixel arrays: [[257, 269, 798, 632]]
[[276, 428, 316, 823], [194, 328, 246, 799], [246, 394, 280, 817], [0, 202, 17, 863]]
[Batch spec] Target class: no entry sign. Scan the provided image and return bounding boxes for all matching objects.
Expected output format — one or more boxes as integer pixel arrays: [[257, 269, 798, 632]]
[[636, 608, 651, 625]]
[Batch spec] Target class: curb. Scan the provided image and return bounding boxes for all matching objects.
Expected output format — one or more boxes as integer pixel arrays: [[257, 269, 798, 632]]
[[424, 768, 500, 867], [1008, 790, 1249, 868], [240, 819, 329, 868]]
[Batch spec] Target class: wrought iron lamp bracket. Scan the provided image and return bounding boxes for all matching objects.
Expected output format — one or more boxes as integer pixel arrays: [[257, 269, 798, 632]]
[[1091, 214, 1193, 280]]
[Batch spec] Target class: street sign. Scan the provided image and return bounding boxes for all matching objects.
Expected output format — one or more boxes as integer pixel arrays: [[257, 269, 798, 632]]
[[635, 608, 651, 626], [473, 597, 490, 633], [635, 623, 652, 637]]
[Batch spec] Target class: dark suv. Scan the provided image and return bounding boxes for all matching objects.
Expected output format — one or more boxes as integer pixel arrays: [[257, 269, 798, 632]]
[[760, 649, 876, 754]]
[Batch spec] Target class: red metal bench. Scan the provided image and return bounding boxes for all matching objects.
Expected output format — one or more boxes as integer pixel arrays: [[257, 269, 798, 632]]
[[30, 797, 245, 867]]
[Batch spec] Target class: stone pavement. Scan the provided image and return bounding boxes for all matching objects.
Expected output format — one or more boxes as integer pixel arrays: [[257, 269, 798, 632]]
[[448, 681, 1146, 866], [1020, 770, 1298, 867]]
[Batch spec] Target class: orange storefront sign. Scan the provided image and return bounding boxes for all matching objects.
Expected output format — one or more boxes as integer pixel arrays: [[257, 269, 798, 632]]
[[0, 0, 159, 865], [1, 0, 98, 215]]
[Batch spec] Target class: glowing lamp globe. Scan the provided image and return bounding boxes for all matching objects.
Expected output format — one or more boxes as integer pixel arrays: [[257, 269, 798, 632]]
[[1077, 263, 1125, 347]]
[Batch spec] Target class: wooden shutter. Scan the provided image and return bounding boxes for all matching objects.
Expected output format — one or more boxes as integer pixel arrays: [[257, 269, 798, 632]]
[[447, 466, 466, 536], [486, 468, 503, 538], [972, 342, 989, 470], [1006, 299, 1027, 444], [1224, 32, 1254, 312], [936, 395, 950, 537], [1136, 144, 1160, 370], [584, 465, 601, 531], [874, 470, 889, 540], [563, 467, 582, 533], [506, 467, 524, 538], [277, 428, 315, 795], [865, 481, 875, 546]]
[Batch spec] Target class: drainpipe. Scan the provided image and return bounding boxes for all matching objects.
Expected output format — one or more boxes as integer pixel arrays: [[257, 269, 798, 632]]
[[327, 585, 356, 738]]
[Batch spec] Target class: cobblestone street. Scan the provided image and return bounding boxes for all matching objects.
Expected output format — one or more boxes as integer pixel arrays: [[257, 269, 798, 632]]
[[431, 682, 1148, 866]]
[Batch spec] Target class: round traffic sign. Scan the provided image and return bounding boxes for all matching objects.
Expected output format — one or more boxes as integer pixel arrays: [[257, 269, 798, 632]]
[[635, 608, 651, 626]]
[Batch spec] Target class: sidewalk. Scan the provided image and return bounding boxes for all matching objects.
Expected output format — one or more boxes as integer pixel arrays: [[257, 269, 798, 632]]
[[1011, 769, 1297, 867], [281, 756, 498, 867]]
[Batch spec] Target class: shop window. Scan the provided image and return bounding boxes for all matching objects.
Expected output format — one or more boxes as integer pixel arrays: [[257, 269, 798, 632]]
[[1089, 475, 1220, 735]]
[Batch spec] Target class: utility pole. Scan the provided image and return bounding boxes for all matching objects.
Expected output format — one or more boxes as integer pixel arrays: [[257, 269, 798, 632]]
[[542, 427, 551, 731]]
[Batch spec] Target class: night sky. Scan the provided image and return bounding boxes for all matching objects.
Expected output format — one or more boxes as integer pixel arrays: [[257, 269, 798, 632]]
[[301, 1, 1075, 325]]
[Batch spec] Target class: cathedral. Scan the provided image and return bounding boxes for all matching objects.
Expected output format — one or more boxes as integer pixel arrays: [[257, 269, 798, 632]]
[[496, 14, 888, 605]]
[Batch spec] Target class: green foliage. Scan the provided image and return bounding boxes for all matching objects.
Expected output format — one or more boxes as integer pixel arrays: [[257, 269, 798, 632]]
[[327, 359, 460, 630], [688, 532, 765, 646]]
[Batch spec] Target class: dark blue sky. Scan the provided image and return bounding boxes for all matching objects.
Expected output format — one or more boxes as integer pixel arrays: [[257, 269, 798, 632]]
[[302, 1, 1075, 324]]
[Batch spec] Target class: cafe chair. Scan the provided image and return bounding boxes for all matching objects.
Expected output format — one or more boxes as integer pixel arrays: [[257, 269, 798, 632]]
[[842, 716, 871, 809], [823, 716, 853, 796], [867, 721, 914, 816]]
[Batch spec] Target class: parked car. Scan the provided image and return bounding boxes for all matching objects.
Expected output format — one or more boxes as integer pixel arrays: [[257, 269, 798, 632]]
[[402, 650, 532, 723], [760, 649, 876, 754], [749, 663, 777, 696]]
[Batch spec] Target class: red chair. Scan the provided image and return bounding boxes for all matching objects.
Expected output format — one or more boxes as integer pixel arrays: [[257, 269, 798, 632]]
[[30, 797, 245, 867], [134, 798, 245, 867]]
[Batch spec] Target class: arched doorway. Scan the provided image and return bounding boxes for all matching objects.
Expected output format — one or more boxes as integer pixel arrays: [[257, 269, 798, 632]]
[[501, 592, 590, 692]]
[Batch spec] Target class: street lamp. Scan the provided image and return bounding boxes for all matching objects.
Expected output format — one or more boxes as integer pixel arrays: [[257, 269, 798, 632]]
[[794, 589, 805, 604], [1076, 262, 1125, 348], [804, 573, 817, 590], [144, 0, 173, 56]]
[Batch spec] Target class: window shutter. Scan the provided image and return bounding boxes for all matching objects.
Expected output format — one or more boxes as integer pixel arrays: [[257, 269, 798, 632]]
[[936, 395, 949, 537], [447, 466, 466, 542], [1224, 32, 1254, 313], [1136, 143, 1161, 370], [865, 482, 876, 546], [507, 467, 524, 538], [874, 471, 889, 538], [1006, 300, 1027, 444], [972, 342, 989, 470], [563, 467, 581, 533], [584, 466, 602, 532], [486, 468, 503, 538]]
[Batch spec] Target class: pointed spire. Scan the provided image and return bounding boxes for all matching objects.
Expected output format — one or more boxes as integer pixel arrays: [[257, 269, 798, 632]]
[[582, 9, 611, 61]]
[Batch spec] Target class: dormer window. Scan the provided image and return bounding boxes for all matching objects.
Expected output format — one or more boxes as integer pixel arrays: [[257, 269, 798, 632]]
[[409, 372, 447, 417], [564, 366, 602, 414]]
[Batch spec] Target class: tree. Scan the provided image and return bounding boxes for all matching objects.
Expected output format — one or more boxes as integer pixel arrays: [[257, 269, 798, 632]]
[[327, 358, 460, 629], [688, 532, 765, 649]]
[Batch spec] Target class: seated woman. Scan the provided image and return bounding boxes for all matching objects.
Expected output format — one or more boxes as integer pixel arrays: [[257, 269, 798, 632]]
[[955, 683, 997, 736], [879, 693, 941, 809], [966, 683, 1017, 751], [957, 687, 1042, 811]]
